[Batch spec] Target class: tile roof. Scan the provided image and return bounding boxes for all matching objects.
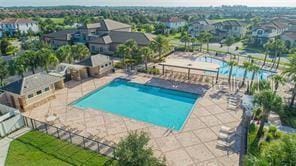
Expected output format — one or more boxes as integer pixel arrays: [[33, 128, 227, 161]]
[[82, 19, 131, 31], [88, 31, 155, 45], [160, 17, 185, 23], [78, 54, 111, 67], [281, 31, 296, 40], [0, 18, 36, 24], [43, 29, 76, 41], [213, 20, 243, 27], [1, 73, 63, 95]]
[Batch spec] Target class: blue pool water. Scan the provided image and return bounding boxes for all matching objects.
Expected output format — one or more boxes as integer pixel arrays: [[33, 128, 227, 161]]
[[195, 56, 274, 79], [73, 79, 199, 131]]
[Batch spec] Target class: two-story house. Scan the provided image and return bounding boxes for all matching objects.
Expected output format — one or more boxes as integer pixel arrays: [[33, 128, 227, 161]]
[[160, 17, 186, 31], [188, 19, 215, 37], [0, 18, 39, 36], [251, 21, 289, 45], [43, 19, 154, 55], [213, 20, 247, 40]]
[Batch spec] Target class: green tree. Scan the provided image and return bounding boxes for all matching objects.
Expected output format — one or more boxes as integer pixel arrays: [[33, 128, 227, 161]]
[[0, 38, 11, 55], [0, 58, 9, 86], [14, 57, 27, 78], [227, 60, 238, 84], [180, 33, 191, 51], [151, 36, 170, 60], [114, 131, 166, 166], [38, 48, 59, 72], [199, 31, 213, 52], [282, 53, 296, 107], [271, 74, 286, 94], [262, 40, 273, 67], [241, 61, 252, 87], [247, 64, 260, 94], [56, 45, 73, 63], [224, 36, 235, 54], [71, 44, 90, 61], [21, 50, 38, 74], [254, 90, 282, 139], [139, 47, 153, 71]]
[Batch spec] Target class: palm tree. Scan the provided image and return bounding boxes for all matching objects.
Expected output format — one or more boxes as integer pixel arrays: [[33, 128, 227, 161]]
[[139, 47, 152, 71], [14, 57, 27, 78], [0, 58, 8, 86], [262, 40, 273, 67], [224, 36, 235, 54], [38, 48, 59, 72], [241, 61, 252, 87], [227, 60, 238, 83], [199, 31, 213, 52], [21, 50, 39, 74], [275, 39, 286, 70], [271, 74, 286, 94], [180, 33, 191, 51], [71, 44, 90, 61], [56, 45, 73, 63], [247, 64, 260, 94], [125, 39, 138, 57], [282, 53, 296, 107], [254, 90, 282, 139], [115, 44, 129, 70], [151, 36, 170, 60]]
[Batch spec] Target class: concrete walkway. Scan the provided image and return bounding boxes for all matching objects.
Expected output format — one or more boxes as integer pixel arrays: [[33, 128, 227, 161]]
[[0, 127, 31, 166]]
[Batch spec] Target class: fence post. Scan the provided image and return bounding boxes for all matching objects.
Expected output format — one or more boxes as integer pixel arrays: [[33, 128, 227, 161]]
[[69, 132, 72, 143], [30, 118, 34, 129], [97, 142, 100, 153], [83, 136, 86, 148], [45, 124, 48, 134], [57, 127, 60, 139]]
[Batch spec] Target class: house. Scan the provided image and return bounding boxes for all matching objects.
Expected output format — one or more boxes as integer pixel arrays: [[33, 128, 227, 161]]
[[0, 18, 39, 36], [281, 31, 296, 49], [213, 20, 247, 40], [251, 21, 289, 45], [43, 19, 154, 54], [88, 31, 155, 54], [0, 27, 3, 38], [188, 19, 215, 37], [0, 73, 64, 111], [78, 54, 113, 77], [160, 17, 186, 30]]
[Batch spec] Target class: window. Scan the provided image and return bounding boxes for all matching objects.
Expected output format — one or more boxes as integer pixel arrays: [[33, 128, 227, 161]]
[[44, 87, 50, 91], [109, 62, 112, 65], [36, 90, 42, 95], [28, 94, 34, 98], [101, 65, 104, 68], [105, 64, 108, 67]]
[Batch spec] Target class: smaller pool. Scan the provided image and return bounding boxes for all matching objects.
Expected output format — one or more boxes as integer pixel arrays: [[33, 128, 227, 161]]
[[195, 56, 274, 80], [73, 79, 199, 131]]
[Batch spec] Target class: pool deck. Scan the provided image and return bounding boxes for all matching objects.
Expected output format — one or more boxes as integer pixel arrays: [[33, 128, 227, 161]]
[[24, 71, 243, 166]]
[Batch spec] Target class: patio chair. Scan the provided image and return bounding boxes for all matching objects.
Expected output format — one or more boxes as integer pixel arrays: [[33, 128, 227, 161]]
[[220, 126, 236, 134], [217, 139, 235, 148], [218, 132, 236, 141]]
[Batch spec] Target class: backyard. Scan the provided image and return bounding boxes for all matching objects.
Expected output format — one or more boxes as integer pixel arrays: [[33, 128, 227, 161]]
[[5, 130, 115, 166]]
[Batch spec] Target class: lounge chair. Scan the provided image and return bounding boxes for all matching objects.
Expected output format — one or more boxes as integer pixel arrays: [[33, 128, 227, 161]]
[[220, 126, 236, 134], [218, 132, 236, 141], [217, 139, 235, 147]]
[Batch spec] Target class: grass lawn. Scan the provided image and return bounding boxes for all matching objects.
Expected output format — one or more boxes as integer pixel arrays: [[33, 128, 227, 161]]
[[5, 130, 115, 166], [40, 17, 65, 24]]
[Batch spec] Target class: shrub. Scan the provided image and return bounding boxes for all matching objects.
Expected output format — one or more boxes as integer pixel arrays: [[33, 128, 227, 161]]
[[114, 61, 123, 69], [268, 126, 277, 133], [249, 123, 256, 133], [266, 133, 274, 142], [114, 131, 166, 166]]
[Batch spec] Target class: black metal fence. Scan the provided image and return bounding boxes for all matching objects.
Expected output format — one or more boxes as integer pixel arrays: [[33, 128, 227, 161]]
[[23, 116, 115, 157]]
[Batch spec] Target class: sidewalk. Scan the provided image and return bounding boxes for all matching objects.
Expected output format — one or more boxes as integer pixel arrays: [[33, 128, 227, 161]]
[[0, 127, 31, 166]]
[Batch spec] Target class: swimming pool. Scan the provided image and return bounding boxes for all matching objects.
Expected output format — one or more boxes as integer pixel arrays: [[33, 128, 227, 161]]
[[73, 79, 199, 131], [195, 56, 274, 79]]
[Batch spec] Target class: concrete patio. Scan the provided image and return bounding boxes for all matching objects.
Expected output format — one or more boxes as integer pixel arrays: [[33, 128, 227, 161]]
[[23, 72, 243, 166]]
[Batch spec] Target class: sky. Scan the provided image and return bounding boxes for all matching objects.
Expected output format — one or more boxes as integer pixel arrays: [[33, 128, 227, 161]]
[[0, 0, 295, 7]]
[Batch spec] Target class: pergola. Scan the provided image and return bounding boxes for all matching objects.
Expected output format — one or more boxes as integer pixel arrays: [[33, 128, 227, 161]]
[[159, 60, 220, 83]]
